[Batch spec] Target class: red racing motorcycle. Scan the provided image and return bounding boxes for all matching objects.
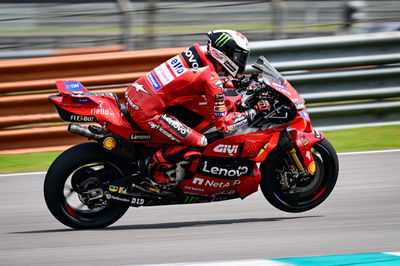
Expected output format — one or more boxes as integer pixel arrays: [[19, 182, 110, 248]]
[[44, 56, 339, 229]]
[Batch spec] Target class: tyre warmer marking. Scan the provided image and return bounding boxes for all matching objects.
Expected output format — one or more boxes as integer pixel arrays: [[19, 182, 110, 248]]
[[136, 252, 400, 266]]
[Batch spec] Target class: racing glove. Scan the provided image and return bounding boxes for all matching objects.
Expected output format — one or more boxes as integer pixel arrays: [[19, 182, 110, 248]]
[[246, 99, 271, 125]]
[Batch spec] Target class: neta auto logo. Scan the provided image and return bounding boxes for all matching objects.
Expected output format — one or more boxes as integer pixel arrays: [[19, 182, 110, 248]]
[[213, 144, 239, 156], [192, 177, 241, 188]]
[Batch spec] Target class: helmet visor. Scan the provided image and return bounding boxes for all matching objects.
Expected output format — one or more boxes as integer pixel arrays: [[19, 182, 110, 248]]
[[233, 50, 249, 73]]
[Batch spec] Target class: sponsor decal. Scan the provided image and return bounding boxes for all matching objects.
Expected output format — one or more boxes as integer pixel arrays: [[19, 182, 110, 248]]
[[296, 102, 306, 110], [213, 144, 239, 156], [125, 92, 140, 110], [90, 108, 111, 115], [214, 106, 226, 112], [314, 130, 322, 139], [215, 32, 232, 47], [308, 162, 316, 175], [184, 196, 199, 204], [300, 135, 310, 146], [103, 137, 116, 150], [184, 186, 205, 192], [107, 195, 130, 203], [148, 121, 181, 143], [64, 81, 85, 91], [300, 111, 310, 120], [214, 112, 225, 117], [224, 61, 239, 74], [168, 56, 187, 77], [227, 115, 247, 131], [154, 63, 174, 86], [160, 114, 190, 138], [213, 189, 236, 197], [195, 156, 255, 179], [146, 72, 162, 91], [182, 46, 203, 70], [131, 197, 145, 205], [71, 97, 92, 103], [117, 187, 139, 196], [199, 160, 250, 178], [131, 82, 150, 95], [214, 94, 224, 100], [69, 114, 95, 122], [192, 177, 241, 188], [209, 46, 239, 76], [109, 185, 119, 192], [130, 133, 152, 141], [235, 31, 246, 40], [210, 48, 225, 60]]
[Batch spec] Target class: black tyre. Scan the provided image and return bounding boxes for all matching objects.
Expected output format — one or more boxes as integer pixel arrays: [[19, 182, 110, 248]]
[[260, 138, 339, 213], [44, 143, 131, 229]]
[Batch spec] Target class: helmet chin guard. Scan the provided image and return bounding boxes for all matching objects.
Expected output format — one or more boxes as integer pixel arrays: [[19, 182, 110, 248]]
[[208, 45, 240, 77], [207, 29, 250, 77]]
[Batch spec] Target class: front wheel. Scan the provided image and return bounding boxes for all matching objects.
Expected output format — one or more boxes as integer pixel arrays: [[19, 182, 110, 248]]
[[44, 143, 132, 229], [260, 138, 339, 213]]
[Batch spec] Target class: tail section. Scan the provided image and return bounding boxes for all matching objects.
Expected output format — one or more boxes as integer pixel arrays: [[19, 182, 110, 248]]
[[55, 80, 89, 93]]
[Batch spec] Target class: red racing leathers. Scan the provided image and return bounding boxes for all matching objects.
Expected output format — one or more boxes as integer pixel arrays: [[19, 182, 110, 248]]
[[125, 43, 249, 148]]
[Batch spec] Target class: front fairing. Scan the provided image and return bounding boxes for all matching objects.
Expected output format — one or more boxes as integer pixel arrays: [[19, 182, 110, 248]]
[[254, 56, 311, 132]]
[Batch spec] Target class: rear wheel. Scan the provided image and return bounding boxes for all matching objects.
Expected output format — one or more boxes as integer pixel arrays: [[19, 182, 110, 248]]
[[44, 143, 131, 229], [260, 139, 339, 212]]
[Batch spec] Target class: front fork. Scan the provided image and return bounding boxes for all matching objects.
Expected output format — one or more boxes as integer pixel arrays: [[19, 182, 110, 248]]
[[284, 129, 325, 175]]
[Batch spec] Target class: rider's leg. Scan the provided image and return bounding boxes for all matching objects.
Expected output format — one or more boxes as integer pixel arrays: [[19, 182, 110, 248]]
[[132, 112, 207, 183]]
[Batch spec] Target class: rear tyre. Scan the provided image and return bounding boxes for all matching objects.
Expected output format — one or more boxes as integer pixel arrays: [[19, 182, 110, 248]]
[[44, 143, 131, 229], [260, 139, 339, 213]]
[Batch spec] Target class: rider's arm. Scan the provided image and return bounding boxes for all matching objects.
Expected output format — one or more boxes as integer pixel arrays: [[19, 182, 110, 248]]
[[202, 70, 270, 132]]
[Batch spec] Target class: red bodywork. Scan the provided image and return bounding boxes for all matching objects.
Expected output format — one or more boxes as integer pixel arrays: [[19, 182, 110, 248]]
[[50, 78, 324, 201]]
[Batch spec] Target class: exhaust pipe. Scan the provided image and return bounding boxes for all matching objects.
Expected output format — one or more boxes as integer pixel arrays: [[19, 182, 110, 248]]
[[68, 124, 104, 141]]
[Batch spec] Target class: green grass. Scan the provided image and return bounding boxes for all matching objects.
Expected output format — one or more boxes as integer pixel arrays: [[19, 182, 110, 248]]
[[0, 125, 399, 174], [324, 125, 400, 152], [0, 151, 62, 174]]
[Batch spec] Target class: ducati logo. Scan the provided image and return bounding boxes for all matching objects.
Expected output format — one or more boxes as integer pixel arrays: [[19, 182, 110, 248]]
[[132, 82, 150, 95]]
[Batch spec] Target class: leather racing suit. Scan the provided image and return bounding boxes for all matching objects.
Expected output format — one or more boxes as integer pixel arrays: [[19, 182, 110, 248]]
[[125, 43, 250, 148]]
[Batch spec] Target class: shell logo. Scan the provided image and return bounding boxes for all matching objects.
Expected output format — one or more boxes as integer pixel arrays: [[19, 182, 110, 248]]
[[308, 162, 316, 175], [103, 137, 116, 150]]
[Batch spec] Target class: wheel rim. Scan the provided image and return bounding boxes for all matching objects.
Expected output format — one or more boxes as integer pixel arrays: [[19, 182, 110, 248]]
[[59, 161, 127, 224], [271, 144, 332, 209]]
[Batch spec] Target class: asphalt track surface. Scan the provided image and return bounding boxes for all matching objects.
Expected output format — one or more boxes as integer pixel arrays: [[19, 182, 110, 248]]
[[0, 150, 399, 266]]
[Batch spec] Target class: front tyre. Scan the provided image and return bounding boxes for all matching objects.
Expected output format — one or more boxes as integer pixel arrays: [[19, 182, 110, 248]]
[[260, 139, 339, 213], [44, 143, 131, 229]]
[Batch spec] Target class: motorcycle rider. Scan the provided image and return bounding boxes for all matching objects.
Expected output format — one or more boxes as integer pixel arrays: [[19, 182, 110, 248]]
[[125, 29, 270, 185]]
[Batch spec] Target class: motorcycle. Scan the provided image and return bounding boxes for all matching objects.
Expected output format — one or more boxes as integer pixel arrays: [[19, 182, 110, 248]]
[[44, 56, 339, 229]]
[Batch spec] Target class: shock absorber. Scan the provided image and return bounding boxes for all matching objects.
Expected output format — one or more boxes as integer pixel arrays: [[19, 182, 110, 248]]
[[278, 130, 306, 172], [288, 148, 305, 172]]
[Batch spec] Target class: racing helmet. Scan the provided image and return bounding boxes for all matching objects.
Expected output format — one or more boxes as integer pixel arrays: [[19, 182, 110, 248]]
[[207, 29, 250, 77]]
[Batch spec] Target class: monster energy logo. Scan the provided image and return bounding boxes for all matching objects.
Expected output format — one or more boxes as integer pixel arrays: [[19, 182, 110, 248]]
[[184, 196, 199, 204], [215, 33, 231, 47]]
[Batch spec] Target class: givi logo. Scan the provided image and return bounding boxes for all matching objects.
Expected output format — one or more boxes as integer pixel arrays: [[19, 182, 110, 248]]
[[213, 144, 239, 156]]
